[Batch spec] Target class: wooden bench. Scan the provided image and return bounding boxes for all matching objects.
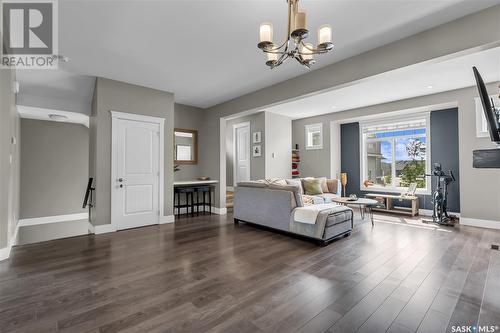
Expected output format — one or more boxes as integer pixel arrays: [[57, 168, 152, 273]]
[[365, 193, 419, 216]]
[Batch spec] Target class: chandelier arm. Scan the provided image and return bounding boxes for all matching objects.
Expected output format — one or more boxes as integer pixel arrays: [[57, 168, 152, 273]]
[[265, 39, 289, 52], [298, 40, 327, 54]]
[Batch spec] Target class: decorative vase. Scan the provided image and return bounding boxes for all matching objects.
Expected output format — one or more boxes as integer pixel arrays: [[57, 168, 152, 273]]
[[341, 172, 348, 197]]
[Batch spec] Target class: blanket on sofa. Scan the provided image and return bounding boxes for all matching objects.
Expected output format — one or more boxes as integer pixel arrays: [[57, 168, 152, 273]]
[[290, 204, 351, 239]]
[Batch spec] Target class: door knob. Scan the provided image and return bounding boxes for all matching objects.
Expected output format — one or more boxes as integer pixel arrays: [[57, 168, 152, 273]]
[[118, 178, 123, 182], [119, 184, 123, 188]]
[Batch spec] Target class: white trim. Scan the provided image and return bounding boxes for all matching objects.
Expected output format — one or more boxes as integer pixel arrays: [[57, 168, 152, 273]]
[[0, 247, 11, 262], [460, 217, 500, 230], [305, 123, 323, 150], [110, 111, 165, 123], [159, 215, 175, 224], [359, 111, 431, 195], [232, 121, 251, 187], [94, 224, 117, 234], [226, 186, 234, 192], [330, 121, 341, 179], [19, 213, 89, 227], [475, 95, 499, 138], [87, 222, 95, 234], [110, 111, 165, 231]]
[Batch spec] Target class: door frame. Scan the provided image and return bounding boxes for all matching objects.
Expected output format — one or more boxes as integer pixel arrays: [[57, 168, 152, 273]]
[[110, 111, 165, 230], [232, 121, 251, 187]]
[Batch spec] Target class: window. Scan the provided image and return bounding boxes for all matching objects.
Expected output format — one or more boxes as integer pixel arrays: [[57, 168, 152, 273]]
[[305, 123, 323, 150], [361, 114, 430, 194], [475, 95, 499, 138]]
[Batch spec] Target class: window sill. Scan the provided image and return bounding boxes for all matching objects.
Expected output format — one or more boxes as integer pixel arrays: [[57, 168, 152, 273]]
[[360, 186, 430, 196]]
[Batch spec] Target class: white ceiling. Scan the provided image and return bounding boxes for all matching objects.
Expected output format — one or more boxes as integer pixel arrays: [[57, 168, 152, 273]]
[[15, 0, 500, 110], [266, 46, 500, 119]]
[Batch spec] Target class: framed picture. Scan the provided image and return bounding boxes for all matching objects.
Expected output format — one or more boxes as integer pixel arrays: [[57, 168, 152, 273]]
[[253, 131, 262, 143], [253, 145, 262, 157]]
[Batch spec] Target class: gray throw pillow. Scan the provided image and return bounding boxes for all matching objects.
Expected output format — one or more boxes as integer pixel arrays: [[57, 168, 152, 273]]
[[268, 184, 304, 207], [285, 178, 304, 194]]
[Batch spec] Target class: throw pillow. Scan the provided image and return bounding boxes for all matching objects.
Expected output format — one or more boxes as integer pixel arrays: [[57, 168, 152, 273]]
[[302, 178, 323, 195], [265, 178, 287, 186], [326, 179, 339, 194], [268, 183, 304, 207], [285, 178, 304, 194], [317, 177, 329, 193]]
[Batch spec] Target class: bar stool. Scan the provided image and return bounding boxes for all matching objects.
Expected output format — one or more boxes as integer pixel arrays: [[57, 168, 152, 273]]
[[194, 185, 213, 215], [174, 186, 195, 218]]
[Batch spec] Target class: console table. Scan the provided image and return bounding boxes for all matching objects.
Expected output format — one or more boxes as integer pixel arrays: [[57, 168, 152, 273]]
[[365, 193, 419, 216], [173, 180, 218, 218]]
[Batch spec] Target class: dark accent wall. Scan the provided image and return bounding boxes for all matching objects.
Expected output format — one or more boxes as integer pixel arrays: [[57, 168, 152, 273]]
[[430, 108, 460, 212], [341, 108, 460, 212], [340, 122, 361, 197]]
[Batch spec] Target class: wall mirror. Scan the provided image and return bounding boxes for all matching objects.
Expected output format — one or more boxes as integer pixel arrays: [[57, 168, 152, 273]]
[[174, 128, 198, 164]]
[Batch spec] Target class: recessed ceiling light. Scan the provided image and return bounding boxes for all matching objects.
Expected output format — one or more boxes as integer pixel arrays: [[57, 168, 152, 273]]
[[427, 85, 433, 89], [48, 114, 68, 121], [331, 106, 337, 109]]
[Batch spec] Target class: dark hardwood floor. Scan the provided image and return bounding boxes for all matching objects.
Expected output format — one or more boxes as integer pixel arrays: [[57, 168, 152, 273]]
[[1, 212, 499, 333]]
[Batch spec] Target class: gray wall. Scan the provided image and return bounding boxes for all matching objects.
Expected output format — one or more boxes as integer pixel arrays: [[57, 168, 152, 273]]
[[89, 78, 175, 226], [226, 112, 266, 186], [200, 6, 500, 212], [0, 69, 20, 249], [291, 84, 499, 223], [265, 112, 292, 179], [174, 103, 205, 181], [292, 119, 330, 178], [20, 119, 89, 219], [339, 108, 460, 212]]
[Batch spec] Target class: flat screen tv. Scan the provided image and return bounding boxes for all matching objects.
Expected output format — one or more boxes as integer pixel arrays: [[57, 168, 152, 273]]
[[473, 66, 500, 144]]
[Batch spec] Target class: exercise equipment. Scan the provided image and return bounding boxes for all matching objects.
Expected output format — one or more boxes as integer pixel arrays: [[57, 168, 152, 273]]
[[426, 163, 456, 226]]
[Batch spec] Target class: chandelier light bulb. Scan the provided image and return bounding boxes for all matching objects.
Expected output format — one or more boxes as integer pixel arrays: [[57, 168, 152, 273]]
[[259, 23, 273, 43], [301, 43, 314, 60], [318, 25, 332, 45], [294, 10, 307, 31], [267, 52, 278, 62]]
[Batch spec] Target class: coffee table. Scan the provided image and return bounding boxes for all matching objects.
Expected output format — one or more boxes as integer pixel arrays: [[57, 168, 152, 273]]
[[332, 197, 378, 225]]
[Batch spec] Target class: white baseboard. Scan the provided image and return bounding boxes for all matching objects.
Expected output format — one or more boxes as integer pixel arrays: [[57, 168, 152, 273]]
[[19, 213, 89, 227], [0, 246, 11, 262], [419, 209, 460, 217], [87, 222, 95, 234], [159, 215, 175, 224], [10, 224, 20, 247], [460, 217, 500, 230], [93, 224, 117, 234], [212, 207, 227, 215]]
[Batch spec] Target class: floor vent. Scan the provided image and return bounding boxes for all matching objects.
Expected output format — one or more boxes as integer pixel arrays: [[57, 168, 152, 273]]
[[491, 244, 499, 251]]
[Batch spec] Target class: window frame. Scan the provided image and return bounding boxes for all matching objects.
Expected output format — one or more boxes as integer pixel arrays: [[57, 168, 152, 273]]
[[359, 113, 431, 195], [305, 123, 323, 150]]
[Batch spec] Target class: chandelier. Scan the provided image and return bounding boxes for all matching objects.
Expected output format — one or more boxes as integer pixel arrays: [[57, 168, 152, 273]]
[[258, 0, 333, 69]]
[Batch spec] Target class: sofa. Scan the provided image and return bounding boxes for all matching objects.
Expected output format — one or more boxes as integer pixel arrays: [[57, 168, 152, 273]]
[[233, 177, 353, 245]]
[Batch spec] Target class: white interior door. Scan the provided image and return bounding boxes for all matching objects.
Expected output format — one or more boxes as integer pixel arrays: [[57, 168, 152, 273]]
[[234, 123, 250, 185], [113, 117, 160, 230]]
